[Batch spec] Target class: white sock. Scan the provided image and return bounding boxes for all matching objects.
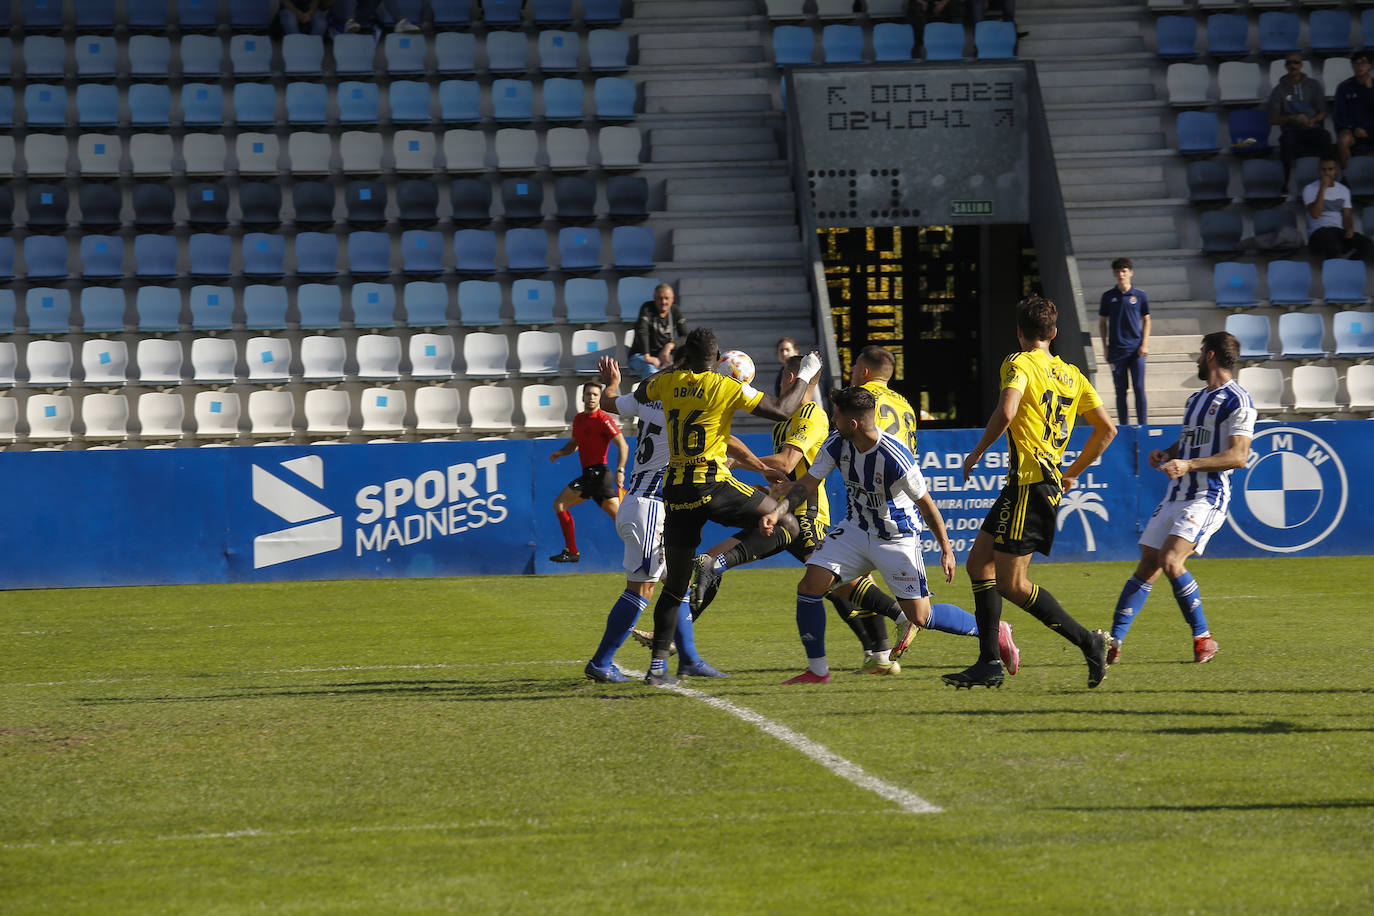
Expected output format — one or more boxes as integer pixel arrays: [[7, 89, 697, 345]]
[[873, 650, 890, 664], [808, 657, 828, 677], [895, 611, 911, 627]]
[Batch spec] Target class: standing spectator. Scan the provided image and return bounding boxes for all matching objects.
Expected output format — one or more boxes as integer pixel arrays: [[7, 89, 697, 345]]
[[1334, 52, 1374, 167], [346, 0, 420, 33], [1303, 158, 1373, 259], [1268, 53, 1334, 180], [1098, 258, 1151, 426], [628, 283, 686, 377]]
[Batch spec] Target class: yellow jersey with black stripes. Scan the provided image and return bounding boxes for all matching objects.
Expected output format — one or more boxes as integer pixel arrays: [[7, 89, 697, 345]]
[[862, 380, 919, 453], [771, 400, 830, 527], [1000, 348, 1102, 487], [644, 368, 765, 486]]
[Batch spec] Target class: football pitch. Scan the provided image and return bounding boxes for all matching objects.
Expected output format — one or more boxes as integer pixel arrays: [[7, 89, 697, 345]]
[[3, 557, 1372, 913]]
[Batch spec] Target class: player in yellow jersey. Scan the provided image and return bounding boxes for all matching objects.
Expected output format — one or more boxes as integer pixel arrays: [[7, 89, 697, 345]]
[[851, 344, 919, 453], [943, 295, 1118, 690], [634, 328, 821, 685]]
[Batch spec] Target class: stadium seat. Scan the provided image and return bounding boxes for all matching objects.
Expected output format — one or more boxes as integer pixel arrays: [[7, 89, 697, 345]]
[[571, 329, 617, 375], [410, 333, 456, 380], [1217, 61, 1262, 106], [1278, 311, 1327, 359], [394, 131, 438, 174], [0, 90, 12, 131], [1266, 260, 1313, 306], [1309, 10, 1352, 56], [247, 390, 295, 439], [612, 226, 656, 269], [1333, 310, 1374, 358], [404, 281, 450, 328], [135, 234, 180, 280], [228, 0, 272, 30], [23, 36, 65, 78], [1199, 210, 1243, 253], [522, 384, 570, 431], [459, 281, 503, 326], [493, 79, 535, 122], [351, 284, 397, 329], [532, 0, 573, 26], [1225, 312, 1273, 359], [1321, 258, 1368, 305], [75, 0, 116, 29], [26, 184, 70, 233], [76, 38, 118, 80], [588, 30, 630, 72], [300, 336, 346, 382], [137, 288, 184, 333], [233, 83, 277, 127], [502, 177, 545, 224], [871, 23, 915, 62], [488, 31, 529, 73], [1228, 109, 1273, 156], [181, 83, 224, 128], [455, 230, 499, 273], [1241, 159, 1286, 202], [77, 135, 121, 179], [1187, 160, 1230, 203], [0, 290, 13, 334], [243, 285, 289, 331], [595, 78, 637, 120], [450, 179, 494, 225], [26, 340, 74, 387], [26, 395, 74, 442], [129, 36, 173, 80], [82, 340, 129, 387], [439, 80, 483, 124], [495, 128, 540, 171], [25, 236, 70, 280], [178, 0, 220, 30], [190, 285, 235, 331], [240, 182, 283, 228], [126, 135, 171, 179], [390, 81, 432, 125], [924, 23, 966, 61], [194, 392, 242, 440], [295, 232, 340, 278], [773, 25, 814, 66], [80, 185, 123, 231], [24, 85, 67, 129], [385, 33, 427, 75], [467, 384, 516, 433], [512, 279, 556, 324], [138, 393, 186, 440], [565, 278, 609, 324], [583, 0, 623, 25], [1258, 12, 1299, 58], [303, 388, 351, 437], [80, 288, 127, 334], [346, 181, 388, 227], [398, 181, 439, 226], [543, 78, 586, 122], [347, 231, 393, 277], [283, 34, 325, 77], [230, 34, 272, 77], [414, 386, 461, 435], [285, 83, 328, 126], [235, 133, 280, 177], [554, 176, 597, 223], [598, 125, 643, 169], [975, 21, 1017, 60], [823, 25, 864, 64], [189, 233, 233, 279], [1167, 64, 1210, 108], [0, 341, 14, 387], [80, 236, 124, 281], [25, 288, 72, 334], [1254, 209, 1299, 246], [547, 128, 591, 170], [1294, 156, 1322, 195], [482, 0, 523, 26], [243, 233, 286, 279], [360, 387, 406, 436], [0, 188, 9, 234], [292, 181, 335, 227], [436, 32, 479, 75], [506, 228, 549, 273], [1346, 157, 1374, 201], [558, 227, 602, 273], [339, 82, 380, 125], [1291, 365, 1338, 412], [183, 133, 228, 177], [81, 393, 130, 441], [1347, 364, 1374, 409], [246, 337, 292, 384], [339, 131, 385, 174], [517, 330, 563, 376], [333, 34, 376, 77], [185, 182, 229, 229], [288, 133, 334, 176], [443, 129, 488, 174], [191, 337, 238, 384], [464, 332, 511, 377], [1177, 111, 1222, 155], [356, 335, 403, 381], [618, 276, 661, 321], [1205, 14, 1248, 60], [23, 135, 68, 180]]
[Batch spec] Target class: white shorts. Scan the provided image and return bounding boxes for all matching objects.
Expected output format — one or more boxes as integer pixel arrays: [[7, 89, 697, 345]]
[[617, 492, 665, 583], [806, 525, 930, 600], [1139, 496, 1228, 555]]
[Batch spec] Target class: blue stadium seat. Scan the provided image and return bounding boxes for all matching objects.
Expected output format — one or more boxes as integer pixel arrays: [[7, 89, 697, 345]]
[[189, 233, 233, 278], [136, 183, 179, 230], [1252, 209, 1298, 249], [924, 23, 965, 61], [80, 236, 125, 280], [1213, 262, 1259, 308], [554, 176, 596, 223], [559, 227, 602, 273], [458, 280, 503, 324], [389, 81, 432, 125], [352, 283, 396, 328], [1155, 16, 1197, 60], [773, 25, 814, 66], [1334, 310, 1374, 357], [347, 231, 392, 277], [75, 0, 116, 29], [975, 21, 1016, 60], [506, 227, 549, 273], [385, 33, 428, 75], [178, 0, 220, 30], [1322, 258, 1368, 305], [179, 36, 223, 77], [455, 229, 499, 273], [502, 178, 544, 223], [512, 279, 556, 324], [339, 82, 380, 125], [333, 34, 376, 77], [21, 0, 62, 31], [482, 0, 524, 27], [137, 287, 183, 332], [1205, 14, 1248, 60], [588, 29, 631, 72], [0, 289, 13, 333], [297, 283, 344, 329], [1187, 159, 1230, 203], [595, 77, 637, 120], [533, 0, 573, 26], [240, 182, 283, 228], [23, 36, 65, 78], [295, 232, 340, 277], [76, 36, 118, 79], [1345, 157, 1374, 199], [284, 34, 326, 77], [346, 180, 387, 227], [1278, 311, 1326, 359], [1267, 260, 1313, 306], [493, 79, 535, 121], [402, 229, 445, 275], [583, 0, 623, 26], [230, 35, 273, 77], [565, 278, 609, 323], [432, 0, 473, 28], [81, 288, 127, 333], [286, 82, 329, 126], [181, 84, 225, 128], [292, 181, 336, 227], [25, 288, 72, 334], [243, 285, 289, 331], [24, 85, 67, 129], [607, 175, 649, 221], [543, 78, 585, 121], [1177, 111, 1221, 155], [823, 25, 864, 64], [1225, 313, 1272, 359], [439, 80, 483, 123], [398, 180, 439, 225], [1258, 11, 1299, 58], [1200, 211, 1243, 255], [873, 23, 915, 62], [26, 183, 69, 232], [1310, 10, 1352, 56], [0, 88, 12, 129], [451, 179, 494, 224], [612, 226, 655, 270], [129, 84, 172, 128], [243, 233, 287, 278], [539, 31, 580, 73], [0, 239, 13, 282], [488, 31, 529, 73], [135, 234, 179, 280], [1241, 159, 1286, 202], [190, 285, 234, 330], [436, 32, 479, 74], [128, 0, 171, 31], [404, 281, 450, 327], [617, 276, 659, 321], [234, 83, 278, 127]]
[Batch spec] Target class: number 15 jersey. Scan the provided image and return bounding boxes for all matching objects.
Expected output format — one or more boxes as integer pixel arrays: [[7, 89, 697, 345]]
[[1001, 348, 1102, 487], [643, 369, 765, 487]]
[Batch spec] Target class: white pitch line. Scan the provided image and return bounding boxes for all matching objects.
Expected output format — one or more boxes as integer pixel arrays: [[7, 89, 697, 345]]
[[624, 669, 941, 815]]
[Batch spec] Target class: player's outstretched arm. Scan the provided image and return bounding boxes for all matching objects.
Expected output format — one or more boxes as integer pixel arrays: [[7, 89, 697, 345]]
[[727, 436, 788, 484], [914, 492, 956, 583], [1061, 405, 1117, 490], [760, 474, 819, 534], [597, 355, 623, 407], [750, 352, 821, 422], [963, 386, 1021, 481]]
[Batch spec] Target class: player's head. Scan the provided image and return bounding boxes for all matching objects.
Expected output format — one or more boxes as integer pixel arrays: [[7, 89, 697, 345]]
[[849, 345, 895, 385], [582, 380, 604, 411], [1199, 331, 1240, 378], [781, 354, 818, 401], [1016, 295, 1058, 344], [678, 327, 718, 372], [653, 282, 675, 314], [776, 336, 799, 364], [830, 386, 877, 442]]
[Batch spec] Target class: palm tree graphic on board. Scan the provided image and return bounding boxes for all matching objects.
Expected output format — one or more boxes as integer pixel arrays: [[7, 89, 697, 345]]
[[1056, 490, 1109, 552]]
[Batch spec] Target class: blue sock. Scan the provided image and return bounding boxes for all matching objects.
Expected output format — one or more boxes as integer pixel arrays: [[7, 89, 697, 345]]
[[796, 593, 827, 659], [674, 599, 700, 664], [926, 602, 978, 636], [1170, 571, 1210, 637], [1111, 575, 1153, 641], [591, 589, 647, 668]]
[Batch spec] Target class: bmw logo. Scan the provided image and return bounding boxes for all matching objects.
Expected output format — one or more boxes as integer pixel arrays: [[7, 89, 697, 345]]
[[1227, 427, 1348, 553]]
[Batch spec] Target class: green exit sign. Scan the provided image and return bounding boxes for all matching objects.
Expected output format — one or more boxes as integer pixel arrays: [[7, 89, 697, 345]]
[[951, 200, 993, 217]]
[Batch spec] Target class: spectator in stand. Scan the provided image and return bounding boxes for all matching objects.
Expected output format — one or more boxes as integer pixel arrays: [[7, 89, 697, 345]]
[[279, 0, 343, 34], [908, 0, 966, 35], [1334, 52, 1374, 168], [970, 0, 1013, 23], [628, 283, 687, 377], [1269, 53, 1334, 181], [774, 336, 799, 396], [1303, 158, 1372, 260], [346, 0, 420, 33]]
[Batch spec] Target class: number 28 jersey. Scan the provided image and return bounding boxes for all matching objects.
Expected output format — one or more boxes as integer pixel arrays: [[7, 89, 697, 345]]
[[862, 380, 918, 453], [1001, 348, 1103, 487], [643, 368, 765, 487]]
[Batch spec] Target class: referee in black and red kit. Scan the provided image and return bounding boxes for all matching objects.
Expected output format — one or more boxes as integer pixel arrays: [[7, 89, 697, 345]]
[[548, 380, 629, 563]]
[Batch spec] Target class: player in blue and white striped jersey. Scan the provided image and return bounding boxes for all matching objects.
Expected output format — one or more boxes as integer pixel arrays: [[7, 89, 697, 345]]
[[1107, 331, 1256, 666]]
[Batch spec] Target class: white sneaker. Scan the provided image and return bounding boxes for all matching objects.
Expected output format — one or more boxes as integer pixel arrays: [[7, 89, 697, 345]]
[[395, 17, 420, 33]]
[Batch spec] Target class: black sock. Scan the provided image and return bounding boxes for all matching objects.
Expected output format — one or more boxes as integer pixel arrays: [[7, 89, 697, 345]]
[[1019, 584, 1090, 649], [727, 525, 793, 567], [825, 592, 874, 652], [972, 579, 1002, 665], [852, 576, 901, 621], [861, 613, 889, 652], [650, 590, 681, 658]]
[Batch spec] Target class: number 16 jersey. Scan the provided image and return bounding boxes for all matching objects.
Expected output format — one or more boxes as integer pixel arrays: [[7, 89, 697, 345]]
[[1000, 348, 1102, 487], [643, 369, 764, 487]]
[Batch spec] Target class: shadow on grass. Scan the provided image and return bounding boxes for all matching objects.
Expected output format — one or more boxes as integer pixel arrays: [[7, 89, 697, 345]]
[[1017, 718, 1374, 735], [76, 678, 646, 705], [1045, 799, 1374, 813]]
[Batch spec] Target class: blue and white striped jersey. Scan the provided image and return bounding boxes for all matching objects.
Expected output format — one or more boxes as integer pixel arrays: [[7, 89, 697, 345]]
[[807, 430, 928, 539], [616, 393, 668, 499], [1167, 379, 1256, 505]]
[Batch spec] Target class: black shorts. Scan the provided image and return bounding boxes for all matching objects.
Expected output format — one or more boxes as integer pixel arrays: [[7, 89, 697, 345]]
[[568, 464, 617, 505], [663, 478, 767, 551], [981, 479, 1062, 557]]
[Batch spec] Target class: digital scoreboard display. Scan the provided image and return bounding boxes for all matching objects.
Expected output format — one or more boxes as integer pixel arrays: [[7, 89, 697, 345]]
[[790, 66, 1030, 226]]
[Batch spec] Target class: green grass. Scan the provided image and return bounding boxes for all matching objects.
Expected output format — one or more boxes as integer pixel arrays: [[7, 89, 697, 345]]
[[2, 558, 1373, 913]]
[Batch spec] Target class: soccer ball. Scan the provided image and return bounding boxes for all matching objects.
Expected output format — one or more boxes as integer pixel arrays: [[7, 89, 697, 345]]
[[715, 350, 756, 385]]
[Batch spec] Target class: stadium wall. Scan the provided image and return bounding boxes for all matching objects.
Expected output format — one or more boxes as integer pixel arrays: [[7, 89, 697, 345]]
[[1, 421, 1366, 590]]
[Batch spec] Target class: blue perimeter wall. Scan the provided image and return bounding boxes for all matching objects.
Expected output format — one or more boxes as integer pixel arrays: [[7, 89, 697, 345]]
[[0, 420, 1365, 590]]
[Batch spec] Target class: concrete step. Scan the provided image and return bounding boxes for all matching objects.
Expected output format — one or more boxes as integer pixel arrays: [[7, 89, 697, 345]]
[[681, 273, 810, 295], [673, 240, 804, 261], [653, 142, 780, 162], [642, 45, 766, 65], [1039, 82, 1157, 105], [643, 75, 775, 96], [632, 0, 759, 17], [645, 92, 774, 114], [1063, 182, 1170, 203], [652, 126, 779, 146], [667, 176, 793, 194], [674, 225, 799, 245], [1047, 113, 1164, 137], [1052, 131, 1167, 153], [688, 293, 813, 314], [636, 30, 763, 49], [668, 191, 797, 210]]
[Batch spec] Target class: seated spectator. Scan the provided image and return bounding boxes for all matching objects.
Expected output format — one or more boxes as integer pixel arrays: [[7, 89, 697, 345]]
[[279, 0, 343, 34], [908, 0, 966, 29], [1269, 53, 1335, 180], [628, 283, 686, 377], [1303, 157, 1372, 260], [970, 0, 1013, 22], [346, 0, 420, 34], [1335, 52, 1374, 168]]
